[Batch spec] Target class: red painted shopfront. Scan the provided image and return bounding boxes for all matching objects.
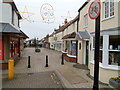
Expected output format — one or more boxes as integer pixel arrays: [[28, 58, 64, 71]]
[[0, 35, 20, 61], [0, 35, 21, 69], [0, 36, 4, 60]]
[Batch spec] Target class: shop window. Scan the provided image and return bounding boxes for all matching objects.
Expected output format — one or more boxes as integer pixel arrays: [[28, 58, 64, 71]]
[[10, 42, 14, 57], [99, 50, 102, 63], [10, 37, 19, 58], [93, 36, 103, 62], [66, 41, 76, 56], [93, 36, 103, 49], [109, 35, 120, 65], [79, 43, 81, 50], [71, 41, 76, 56], [109, 52, 119, 65], [66, 41, 70, 53]]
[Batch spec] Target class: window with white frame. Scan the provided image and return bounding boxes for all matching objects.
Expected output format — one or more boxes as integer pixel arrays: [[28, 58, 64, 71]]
[[84, 14, 88, 27], [104, 0, 114, 19]]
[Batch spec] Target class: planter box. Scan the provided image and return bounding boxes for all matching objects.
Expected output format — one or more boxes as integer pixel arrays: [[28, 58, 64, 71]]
[[67, 56, 76, 63], [109, 78, 120, 89]]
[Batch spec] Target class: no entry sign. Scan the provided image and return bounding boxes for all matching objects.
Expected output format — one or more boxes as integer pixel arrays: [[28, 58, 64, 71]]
[[88, 0, 101, 19]]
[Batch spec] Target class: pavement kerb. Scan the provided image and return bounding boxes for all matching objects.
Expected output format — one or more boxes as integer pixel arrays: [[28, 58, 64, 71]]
[[55, 70, 74, 88]]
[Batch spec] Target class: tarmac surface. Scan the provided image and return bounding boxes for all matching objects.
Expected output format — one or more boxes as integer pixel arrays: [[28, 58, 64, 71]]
[[1, 48, 112, 89]]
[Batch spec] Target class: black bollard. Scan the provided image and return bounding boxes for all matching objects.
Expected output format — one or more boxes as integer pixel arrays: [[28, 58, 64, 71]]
[[45, 55, 48, 67], [28, 56, 31, 68], [61, 54, 64, 65]]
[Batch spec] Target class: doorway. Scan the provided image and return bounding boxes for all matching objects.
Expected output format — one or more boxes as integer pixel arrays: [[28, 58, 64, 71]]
[[85, 41, 89, 66]]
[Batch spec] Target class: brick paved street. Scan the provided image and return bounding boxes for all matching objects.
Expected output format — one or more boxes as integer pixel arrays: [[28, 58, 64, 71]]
[[3, 71, 63, 88], [1, 48, 110, 89]]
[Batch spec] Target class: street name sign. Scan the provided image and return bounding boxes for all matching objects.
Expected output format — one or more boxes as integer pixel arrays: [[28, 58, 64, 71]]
[[88, 0, 101, 19]]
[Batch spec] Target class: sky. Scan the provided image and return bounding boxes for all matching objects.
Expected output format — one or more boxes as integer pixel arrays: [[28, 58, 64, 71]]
[[14, 0, 86, 40]]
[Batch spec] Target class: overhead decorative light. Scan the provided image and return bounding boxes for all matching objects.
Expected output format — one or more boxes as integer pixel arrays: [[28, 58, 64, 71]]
[[40, 3, 55, 24]]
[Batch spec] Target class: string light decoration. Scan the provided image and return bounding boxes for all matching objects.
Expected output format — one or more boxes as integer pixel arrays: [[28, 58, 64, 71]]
[[61, 11, 74, 20], [40, 3, 55, 24], [16, 6, 35, 23]]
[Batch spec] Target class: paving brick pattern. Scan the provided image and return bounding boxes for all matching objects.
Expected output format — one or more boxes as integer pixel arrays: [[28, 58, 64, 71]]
[[1, 48, 110, 89], [2, 71, 63, 88]]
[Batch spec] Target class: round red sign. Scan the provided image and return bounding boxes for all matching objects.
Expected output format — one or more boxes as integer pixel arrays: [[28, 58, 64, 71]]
[[88, 0, 101, 19]]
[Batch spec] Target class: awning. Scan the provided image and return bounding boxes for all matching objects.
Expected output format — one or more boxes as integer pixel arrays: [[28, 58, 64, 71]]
[[0, 23, 21, 34], [0, 23, 29, 39], [62, 32, 76, 39], [76, 30, 90, 40]]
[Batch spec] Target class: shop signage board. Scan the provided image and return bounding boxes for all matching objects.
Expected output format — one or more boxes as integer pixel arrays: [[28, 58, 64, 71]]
[[54, 37, 57, 41]]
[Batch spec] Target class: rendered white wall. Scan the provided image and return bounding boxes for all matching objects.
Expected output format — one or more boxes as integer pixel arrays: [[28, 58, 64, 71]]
[[0, 2, 2, 22], [0, 3, 12, 23], [0, 3, 19, 29], [13, 11, 19, 27]]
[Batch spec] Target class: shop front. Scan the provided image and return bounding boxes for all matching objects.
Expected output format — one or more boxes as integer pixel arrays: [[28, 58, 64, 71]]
[[90, 28, 120, 84], [0, 35, 4, 60], [0, 34, 21, 69], [76, 30, 90, 65], [0, 23, 28, 69], [62, 32, 77, 63]]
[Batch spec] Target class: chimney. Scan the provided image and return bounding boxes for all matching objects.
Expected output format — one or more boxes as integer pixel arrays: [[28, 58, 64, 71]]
[[64, 19, 68, 24], [54, 28, 57, 33], [59, 25, 61, 29]]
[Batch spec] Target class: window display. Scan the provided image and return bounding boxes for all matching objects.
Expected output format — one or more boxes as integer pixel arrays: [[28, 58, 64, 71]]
[[109, 35, 120, 65]]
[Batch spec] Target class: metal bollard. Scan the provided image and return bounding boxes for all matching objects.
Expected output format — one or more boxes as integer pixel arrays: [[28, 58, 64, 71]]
[[61, 54, 64, 65], [45, 55, 48, 67], [8, 59, 14, 79], [28, 56, 31, 68]]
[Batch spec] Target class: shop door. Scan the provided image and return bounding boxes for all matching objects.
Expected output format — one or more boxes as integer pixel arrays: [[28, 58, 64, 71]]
[[85, 41, 89, 66]]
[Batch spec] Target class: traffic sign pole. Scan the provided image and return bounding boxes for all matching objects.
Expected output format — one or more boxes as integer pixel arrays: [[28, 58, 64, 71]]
[[93, 14, 100, 90], [88, 0, 101, 90]]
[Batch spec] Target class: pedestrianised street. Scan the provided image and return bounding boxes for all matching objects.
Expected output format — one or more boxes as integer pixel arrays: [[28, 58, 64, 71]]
[[2, 48, 93, 88], [0, 0, 120, 89]]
